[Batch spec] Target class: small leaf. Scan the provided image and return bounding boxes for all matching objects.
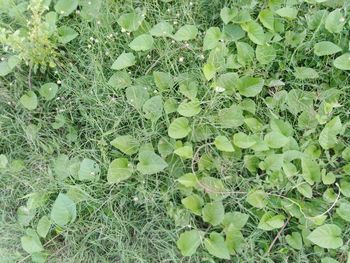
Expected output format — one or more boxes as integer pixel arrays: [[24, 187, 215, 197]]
[[173, 25, 198, 41], [275, 7, 298, 20], [264, 131, 289, 149], [203, 63, 216, 81], [319, 116, 342, 149], [137, 150, 168, 175], [214, 136, 235, 152], [21, 231, 44, 254], [39, 83, 58, 101], [150, 21, 173, 37], [203, 27, 222, 51], [242, 21, 265, 45], [125, 85, 149, 110], [0, 154, 8, 169], [153, 71, 174, 91], [111, 52, 135, 70], [233, 132, 256, 149], [301, 157, 321, 185], [117, 12, 144, 32], [143, 96, 163, 122], [177, 99, 201, 117], [237, 76, 264, 97], [78, 158, 100, 181], [54, 0, 78, 16], [181, 194, 203, 215], [36, 216, 51, 238], [174, 145, 193, 159], [259, 9, 275, 31], [129, 34, 154, 51], [256, 44, 276, 64], [307, 224, 343, 249], [168, 117, 191, 139], [204, 232, 230, 260], [177, 173, 198, 187], [236, 41, 254, 66], [202, 201, 225, 226], [314, 41, 342, 56], [297, 183, 313, 198], [0, 61, 11, 76], [336, 202, 350, 222], [50, 193, 76, 226], [110, 135, 140, 155], [294, 67, 319, 80], [177, 230, 202, 256], [334, 53, 350, 70], [107, 71, 132, 90], [20, 91, 38, 110], [258, 212, 285, 231], [58, 26, 78, 44], [325, 9, 345, 33], [286, 232, 303, 250], [246, 190, 267, 208], [223, 212, 249, 230], [107, 158, 133, 184], [220, 7, 237, 24]]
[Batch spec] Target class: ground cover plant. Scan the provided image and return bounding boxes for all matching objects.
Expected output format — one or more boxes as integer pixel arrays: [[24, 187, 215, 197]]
[[1, 0, 350, 262]]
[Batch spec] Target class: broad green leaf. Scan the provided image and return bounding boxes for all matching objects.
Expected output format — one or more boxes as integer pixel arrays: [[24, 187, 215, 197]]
[[325, 9, 345, 33], [0, 61, 11, 76], [322, 258, 340, 263], [54, 0, 78, 16], [233, 132, 256, 149], [110, 135, 140, 155], [214, 136, 235, 152], [258, 212, 285, 231], [246, 190, 267, 208], [204, 232, 230, 260], [177, 99, 201, 117], [125, 85, 149, 110], [177, 173, 198, 187], [58, 26, 78, 44], [203, 63, 216, 81], [177, 230, 202, 256], [107, 158, 133, 184], [262, 154, 284, 171], [78, 158, 100, 181], [181, 194, 203, 215], [111, 52, 135, 70], [294, 67, 319, 80], [202, 202, 225, 226], [319, 116, 342, 149], [150, 21, 173, 37], [286, 232, 302, 250], [222, 24, 245, 42], [36, 216, 51, 238], [168, 117, 191, 139], [137, 150, 168, 175], [242, 21, 265, 45], [129, 34, 154, 51], [174, 145, 193, 159], [256, 44, 276, 64], [336, 202, 350, 222], [275, 7, 298, 20], [334, 53, 350, 70], [164, 98, 178, 114], [220, 7, 237, 24], [301, 157, 321, 185], [223, 212, 249, 230], [225, 227, 245, 254], [203, 27, 222, 51], [237, 76, 264, 97], [314, 41, 342, 56], [0, 154, 8, 169], [39, 83, 58, 101], [20, 91, 38, 110], [179, 77, 198, 99], [173, 25, 198, 41], [153, 71, 174, 91], [286, 89, 314, 115], [117, 12, 144, 32], [264, 131, 289, 148], [259, 9, 275, 31], [21, 231, 43, 254], [236, 41, 254, 66], [17, 206, 36, 226], [143, 96, 163, 122], [307, 224, 343, 249], [342, 147, 350, 161], [297, 183, 313, 198], [215, 72, 238, 95], [217, 104, 244, 128], [50, 193, 76, 226], [107, 71, 132, 89]]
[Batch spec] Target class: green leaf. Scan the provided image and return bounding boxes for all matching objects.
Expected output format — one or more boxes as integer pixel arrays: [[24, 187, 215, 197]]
[[301, 157, 321, 185], [143, 96, 163, 122], [181, 194, 203, 215], [107, 158, 133, 184], [256, 44, 276, 64], [286, 232, 302, 250], [0, 61, 11, 77], [336, 202, 350, 222], [150, 21, 173, 37], [174, 145, 193, 159], [220, 7, 237, 24], [321, 258, 340, 263], [153, 71, 174, 91], [214, 136, 235, 152], [78, 158, 100, 181], [21, 231, 44, 254], [223, 212, 249, 230], [168, 117, 191, 139], [259, 9, 275, 31], [294, 67, 319, 80], [233, 132, 256, 149], [125, 85, 149, 110], [58, 26, 78, 44], [237, 76, 264, 97], [54, 0, 78, 16], [264, 131, 289, 148], [217, 104, 244, 128], [177, 230, 202, 256], [20, 91, 38, 110], [129, 34, 154, 51], [307, 224, 343, 249], [173, 25, 198, 41], [204, 232, 230, 260], [297, 183, 313, 198], [325, 9, 345, 33], [242, 21, 265, 45], [314, 41, 342, 56], [107, 71, 132, 89], [111, 52, 135, 70], [262, 154, 284, 171], [258, 212, 285, 231], [0, 154, 8, 169], [236, 41, 254, 66], [39, 83, 58, 101], [275, 7, 298, 20], [334, 53, 350, 70], [246, 189, 267, 208], [110, 135, 140, 155], [50, 193, 76, 226], [319, 117, 342, 149], [202, 201, 225, 226], [137, 150, 168, 175], [117, 12, 144, 32], [203, 27, 222, 51], [17, 206, 36, 226], [286, 89, 314, 115], [36, 216, 51, 238], [177, 173, 198, 187], [203, 63, 216, 81], [177, 99, 201, 117]]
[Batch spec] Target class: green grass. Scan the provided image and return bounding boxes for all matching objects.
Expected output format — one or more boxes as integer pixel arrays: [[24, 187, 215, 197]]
[[1, 0, 350, 262]]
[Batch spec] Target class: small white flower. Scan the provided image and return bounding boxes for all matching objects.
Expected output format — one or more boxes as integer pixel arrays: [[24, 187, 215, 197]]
[[179, 57, 184, 62], [88, 44, 92, 48], [133, 196, 139, 202], [154, 90, 158, 93], [97, 20, 101, 25], [147, 54, 151, 59], [144, 87, 147, 90], [109, 33, 113, 38], [167, 8, 171, 12], [88, 1, 91, 4], [199, 54, 205, 60], [60, 10, 64, 15], [90, 172, 95, 175], [176, 13, 180, 17], [76, 10, 80, 15], [121, 28, 126, 33], [57, 80, 62, 84], [128, 71, 131, 74], [187, 224, 192, 228], [130, 99, 134, 102], [90, 37, 94, 41], [185, 43, 189, 48], [340, 17, 345, 22], [142, 14, 145, 17], [214, 86, 225, 93], [127, 32, 130, 36], [173, 21, 178, 25], [7, 101, 11, 105], [171, 40, 175, 44], [95, 39, 99, 43], [105, 51, 109, 56], [56, 97, 61, 100], [190, 2, 193, 5]]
